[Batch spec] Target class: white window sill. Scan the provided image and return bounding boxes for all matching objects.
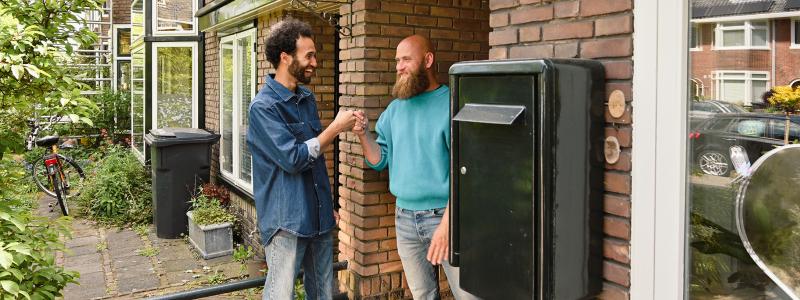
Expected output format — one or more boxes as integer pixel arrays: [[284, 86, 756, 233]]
[[713, 46, 770, 50]]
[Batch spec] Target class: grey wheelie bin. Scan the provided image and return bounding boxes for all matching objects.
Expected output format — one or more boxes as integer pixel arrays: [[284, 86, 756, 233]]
[[145, 128, 220, 239]]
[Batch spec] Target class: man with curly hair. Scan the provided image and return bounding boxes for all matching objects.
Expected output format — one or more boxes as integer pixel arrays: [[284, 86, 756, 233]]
[[246, 19, 356, 300]]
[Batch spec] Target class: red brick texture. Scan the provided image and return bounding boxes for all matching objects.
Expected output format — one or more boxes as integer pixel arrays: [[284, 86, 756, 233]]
[[338, 0, 489, 298], [112, 0, 131, 24], [489, 0, 632, 298]]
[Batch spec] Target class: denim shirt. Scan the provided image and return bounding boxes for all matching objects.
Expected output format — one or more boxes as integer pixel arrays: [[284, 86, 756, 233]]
[[246, 75, 334, 245]]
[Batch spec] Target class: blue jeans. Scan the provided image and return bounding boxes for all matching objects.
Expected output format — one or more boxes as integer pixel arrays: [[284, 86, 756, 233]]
[[395, 207, 479, 300], [263, 230, 332, 300]]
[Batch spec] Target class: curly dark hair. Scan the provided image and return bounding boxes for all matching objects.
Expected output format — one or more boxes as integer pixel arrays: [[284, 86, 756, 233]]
[[265, 19, 313, 68]]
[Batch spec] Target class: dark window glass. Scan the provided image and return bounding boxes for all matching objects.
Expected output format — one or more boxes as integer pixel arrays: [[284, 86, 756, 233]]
[[117, 28, 131, 57]]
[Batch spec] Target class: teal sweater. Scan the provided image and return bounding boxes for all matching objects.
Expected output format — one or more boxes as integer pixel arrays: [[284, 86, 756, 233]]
[[367, 85, 450, 210]]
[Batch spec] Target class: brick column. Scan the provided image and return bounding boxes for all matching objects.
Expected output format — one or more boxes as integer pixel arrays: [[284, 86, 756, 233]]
[[489, 0, 633, 298], [336, 0, 489, 298]]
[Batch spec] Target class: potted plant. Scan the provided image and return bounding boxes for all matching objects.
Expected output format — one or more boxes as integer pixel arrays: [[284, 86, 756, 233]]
[[767, 86, 800, 144], [187, 184, 236, 259]]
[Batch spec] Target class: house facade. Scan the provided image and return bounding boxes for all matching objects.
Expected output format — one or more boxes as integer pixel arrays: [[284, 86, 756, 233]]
[[690, 0, 800, 106], [118, 0, 793, 299]]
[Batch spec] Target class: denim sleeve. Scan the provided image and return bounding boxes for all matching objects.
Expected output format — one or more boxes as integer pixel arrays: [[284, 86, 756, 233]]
[[366, 112, 390, 171], [249, 101, 314, 174]]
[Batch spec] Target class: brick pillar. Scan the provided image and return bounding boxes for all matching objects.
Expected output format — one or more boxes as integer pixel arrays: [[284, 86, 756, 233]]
[[489, 0, 634, 299], [337, 1, 489, 298]]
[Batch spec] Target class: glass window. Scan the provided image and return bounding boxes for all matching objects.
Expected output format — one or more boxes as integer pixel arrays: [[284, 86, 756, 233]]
[[219, 29, 256, 191], [155, 0, 194, 34], [716, 71, 769, 106], [116, 60, 131, 92], [131, 46, 145, 158], [131, 0, 144, 43], [117, 28, 131, 57], [716, 21, 770, 49], [154, 45, 195, 128], [691, 25, 701, 50]]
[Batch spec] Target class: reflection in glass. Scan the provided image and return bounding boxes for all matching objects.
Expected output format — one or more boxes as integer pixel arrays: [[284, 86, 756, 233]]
[[156, 0, 194, 33], [737, 146, 800, 299], [131, 46, 145, 156], [131, 0, 144, 43], [117, 60, 131, 92], [221, 42, 233, 174], [117, 28, 131, 57], [156, 47, 193, 128], [239, 35, 253, 184]]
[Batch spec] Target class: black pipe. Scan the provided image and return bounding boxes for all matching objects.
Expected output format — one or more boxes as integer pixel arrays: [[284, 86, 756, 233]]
[[332, 19, 341, 211], [147, 261, 348, 300]]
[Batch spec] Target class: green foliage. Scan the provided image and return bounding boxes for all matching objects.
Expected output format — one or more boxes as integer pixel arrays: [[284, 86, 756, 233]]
[[133, 224, 149, 237], [0, 0, 103, 158], [89, 89, 131, 138], [233, 244, 254, 275], [0, 156, 78, 299], [74, 145, 152, 225], [190, 186, 235, 226], [294, 279, 306, 300], [136, 246, 158, 258]]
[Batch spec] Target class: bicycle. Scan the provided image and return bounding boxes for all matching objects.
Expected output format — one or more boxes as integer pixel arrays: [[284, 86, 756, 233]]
[[25, 118, 86, 216]]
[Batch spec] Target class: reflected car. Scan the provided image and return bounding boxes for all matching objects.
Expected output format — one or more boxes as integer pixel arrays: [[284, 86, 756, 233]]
[[689, 100, 748, 130], [689, 113, 800, 176]]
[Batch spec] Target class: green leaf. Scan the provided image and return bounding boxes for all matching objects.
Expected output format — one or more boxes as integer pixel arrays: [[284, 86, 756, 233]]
[[10, 65, 23, 79], [0, 280, 19, 295], [68, 114, 79, 123], [0, 250, 12, 269], [18, 291, 31, 300], [7, 243, 31, 256]]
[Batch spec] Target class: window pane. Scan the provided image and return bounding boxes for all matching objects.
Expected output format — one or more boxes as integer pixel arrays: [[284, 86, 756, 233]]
[[156, 0, 194, 33], [721, 79, 746, 104], [752, 28, 767, 46], [723, 30, 745, 47], [117, 60, 131, 92], [221, 43, 233, 174], [691, 26, 699, 48], [117, 28, 131, 57], [795, 22, 800, 44], [131, 0, 144, 42], [752, 80, 767, 104], [239, 34, 253, 184], [156, 46, 193, 128], [131, 46, 145, 155]]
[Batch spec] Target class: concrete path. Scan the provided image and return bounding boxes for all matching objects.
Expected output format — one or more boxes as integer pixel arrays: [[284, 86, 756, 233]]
[[36, 196, 258, 299]]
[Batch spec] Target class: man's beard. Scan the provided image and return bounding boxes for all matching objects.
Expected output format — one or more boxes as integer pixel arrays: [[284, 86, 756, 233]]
[[289, 59, 311, 84], [392, 64, 429, 99]]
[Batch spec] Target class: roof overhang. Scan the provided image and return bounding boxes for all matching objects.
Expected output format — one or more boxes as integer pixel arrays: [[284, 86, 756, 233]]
[[692, 11, 800, 23], [197, 0, 343, 32]]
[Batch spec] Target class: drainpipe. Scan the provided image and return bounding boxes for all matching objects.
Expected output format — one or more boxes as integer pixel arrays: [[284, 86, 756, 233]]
[[333, 21, 341, 211], [772, 20, 776, 90]]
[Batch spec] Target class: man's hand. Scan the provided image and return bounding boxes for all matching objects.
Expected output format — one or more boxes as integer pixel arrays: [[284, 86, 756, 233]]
[[353, 110, 368, 137], [427, 208, 450, 265], [333, 110, 357, 133]]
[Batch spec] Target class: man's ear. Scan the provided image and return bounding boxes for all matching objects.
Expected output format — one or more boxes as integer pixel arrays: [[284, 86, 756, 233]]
[[280, 52, 292, 66], [424, 52, 434, 69]]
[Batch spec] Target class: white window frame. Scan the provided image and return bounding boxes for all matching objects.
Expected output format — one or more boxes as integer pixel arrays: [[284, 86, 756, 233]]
[[714, 20, 770, 50], [714, 70, 770, 106], [791, 19, 800, 49], [131, 45, 147, 162], [112, 25, 132, 91], [152, 0, 197, 36], [690, 24, 702, 51], [219, 29, 256, 193], [632, 0, 687, 299], [151, 42, 199, 129]]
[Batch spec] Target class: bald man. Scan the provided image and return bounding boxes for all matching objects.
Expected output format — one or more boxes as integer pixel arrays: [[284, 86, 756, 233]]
[[353, 35, 477, 300]]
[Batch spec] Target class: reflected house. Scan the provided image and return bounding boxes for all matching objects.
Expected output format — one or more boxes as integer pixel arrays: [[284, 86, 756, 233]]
[[691, 0, 800, 107]]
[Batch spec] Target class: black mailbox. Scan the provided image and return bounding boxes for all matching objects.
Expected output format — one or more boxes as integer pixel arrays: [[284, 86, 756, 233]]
[[449, 59, 605, 299]]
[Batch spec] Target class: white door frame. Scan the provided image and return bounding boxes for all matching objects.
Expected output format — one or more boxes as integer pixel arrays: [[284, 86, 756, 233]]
[[631, 1, 689, 299]]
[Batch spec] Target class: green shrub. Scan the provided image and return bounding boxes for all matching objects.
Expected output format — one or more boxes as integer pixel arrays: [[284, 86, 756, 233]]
[[75, 145, 152, 225], [190, 185, 235, 226], [0, 156, 78, 299]]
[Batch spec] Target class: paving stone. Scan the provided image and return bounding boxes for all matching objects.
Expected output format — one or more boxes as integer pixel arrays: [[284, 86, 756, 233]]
[[65, 235, 99, 248], [163, 258, 202, 273], [64, 252, 102, 268], [116, 274, 160, 293], [107, 230, 140, 246], [65, 244, 99, 257], [63, 271, 106, 299], [164, 270, 197, 284], [113, 255, 150, 268], [63, 259, 103, 274]]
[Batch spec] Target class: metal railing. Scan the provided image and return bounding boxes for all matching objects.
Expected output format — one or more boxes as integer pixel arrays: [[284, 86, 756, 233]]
[[147, 261, 348, 300]]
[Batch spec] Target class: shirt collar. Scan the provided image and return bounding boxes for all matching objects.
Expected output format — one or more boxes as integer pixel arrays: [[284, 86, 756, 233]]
[[265, 74, 313, 102]]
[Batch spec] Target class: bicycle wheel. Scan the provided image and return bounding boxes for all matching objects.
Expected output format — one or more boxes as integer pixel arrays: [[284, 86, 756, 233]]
[[32, 154, 85, 198], [50, 171, 69, 216]]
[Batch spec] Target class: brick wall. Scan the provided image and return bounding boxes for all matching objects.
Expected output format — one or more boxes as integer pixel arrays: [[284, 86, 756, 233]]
[[337, 0, 489, 298], [112, 0, 132, 24], [489, 0, 633, 299], [203, 9, 337, 255]]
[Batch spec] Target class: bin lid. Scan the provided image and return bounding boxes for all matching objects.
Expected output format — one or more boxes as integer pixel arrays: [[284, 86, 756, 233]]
[[145, 127, 220, 147]]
